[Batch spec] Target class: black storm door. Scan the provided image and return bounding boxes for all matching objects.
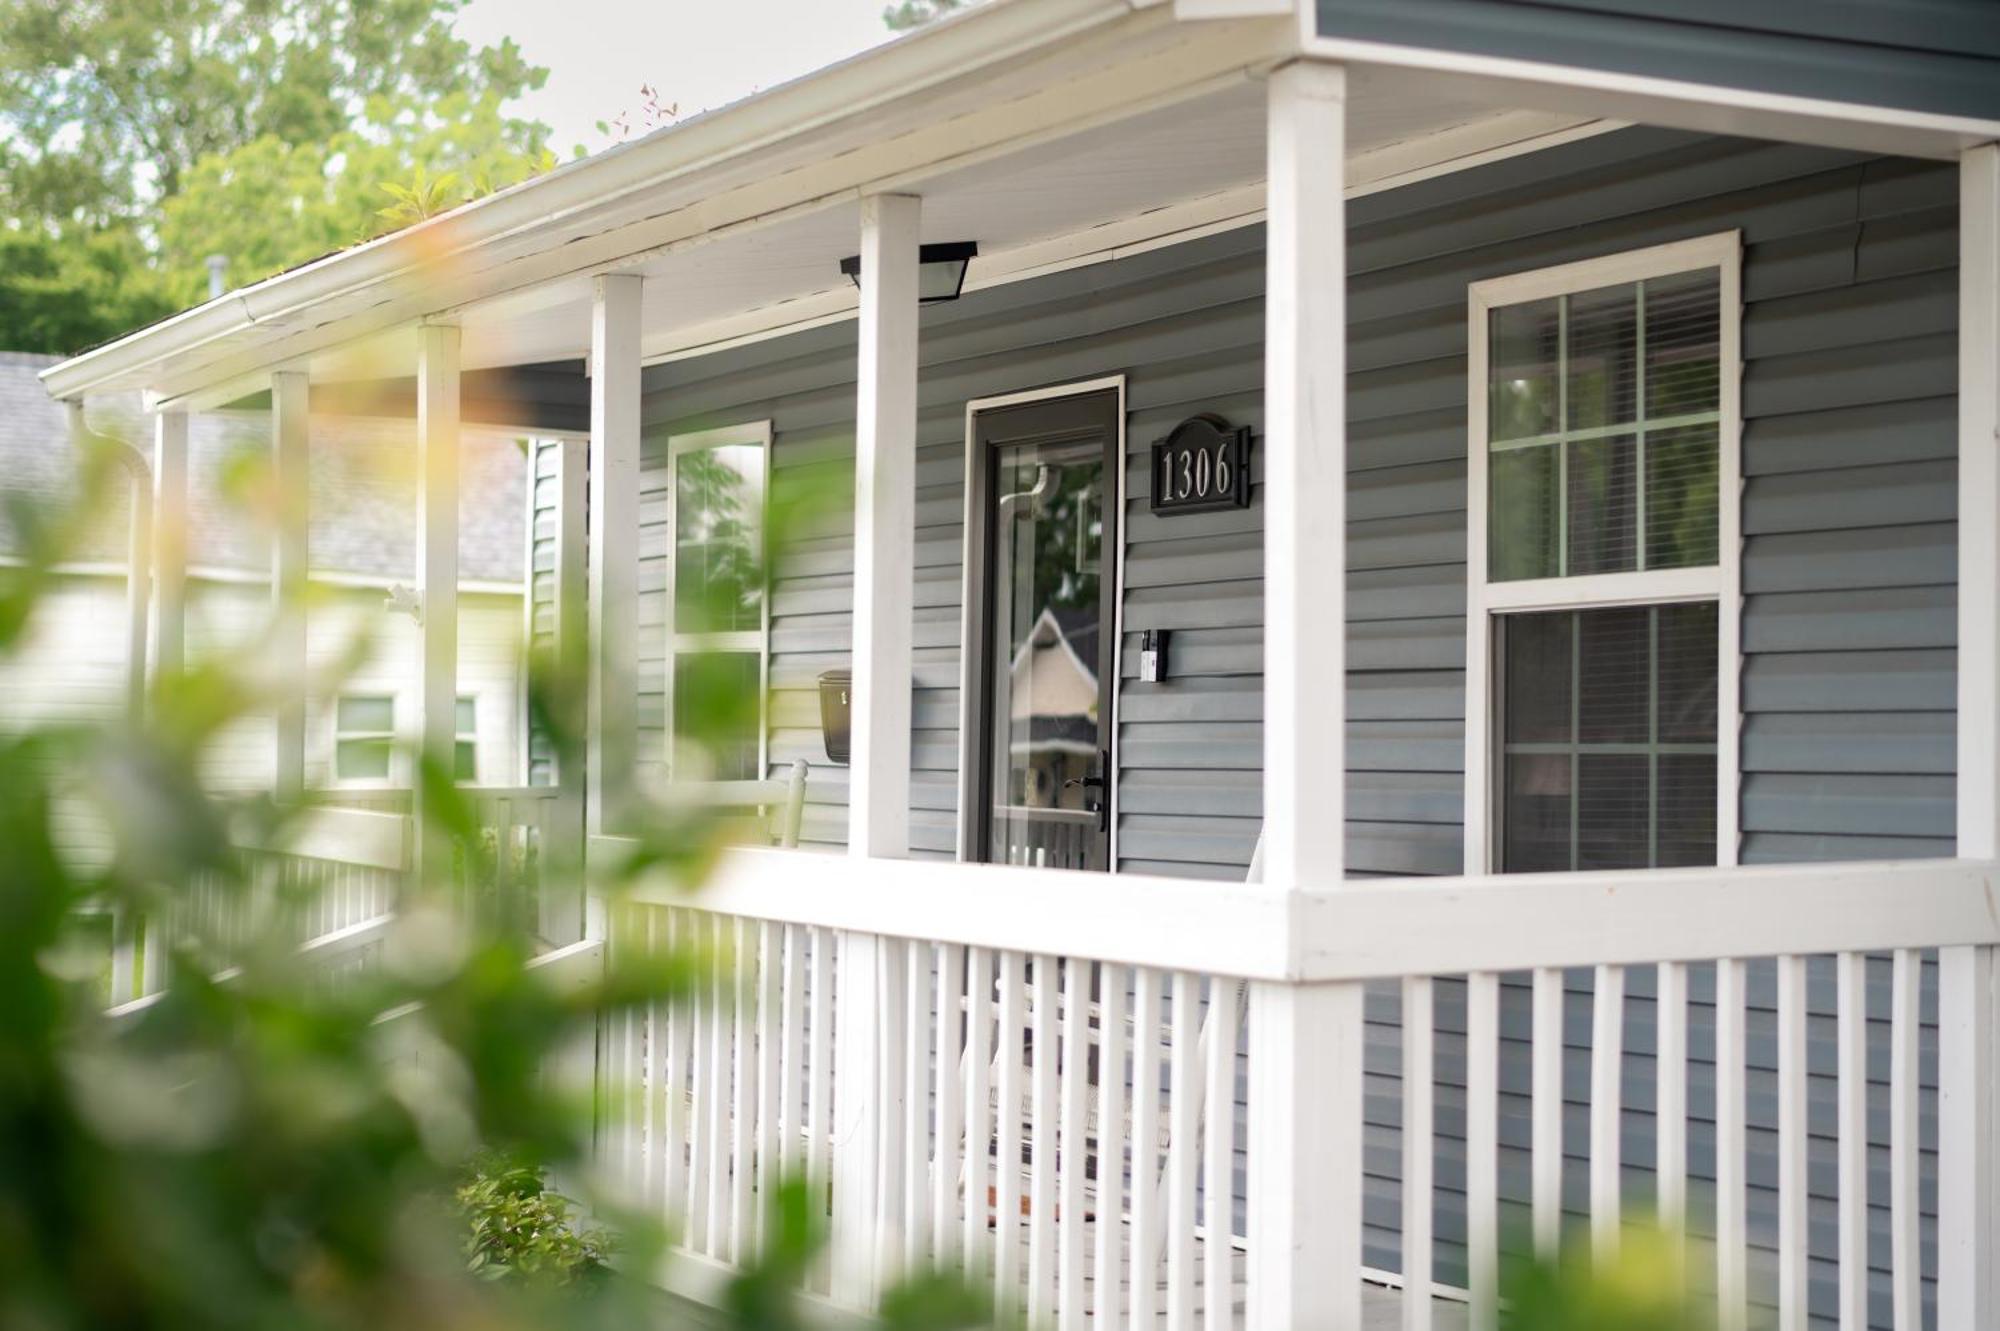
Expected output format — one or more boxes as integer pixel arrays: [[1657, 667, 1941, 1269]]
[[964, 388, 1120, 871]]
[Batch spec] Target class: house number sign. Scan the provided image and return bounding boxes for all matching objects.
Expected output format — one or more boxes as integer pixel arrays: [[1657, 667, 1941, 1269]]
[[1150, 414, 1251, 515]]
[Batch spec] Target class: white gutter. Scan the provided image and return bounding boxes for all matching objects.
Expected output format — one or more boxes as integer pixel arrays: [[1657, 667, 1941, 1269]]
[[38, 0, 1152, 404]]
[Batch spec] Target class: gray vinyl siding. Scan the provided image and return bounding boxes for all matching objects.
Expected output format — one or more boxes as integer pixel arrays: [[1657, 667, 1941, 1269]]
[[533, 126, 1956, 1326], [636, 227, 1276, 865], [1316, 0, 2000, 122]]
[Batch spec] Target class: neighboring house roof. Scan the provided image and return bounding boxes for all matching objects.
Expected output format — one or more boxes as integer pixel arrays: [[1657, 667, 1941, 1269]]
[[0, 351, 525, 585], [1009, 605, 1100, 753]]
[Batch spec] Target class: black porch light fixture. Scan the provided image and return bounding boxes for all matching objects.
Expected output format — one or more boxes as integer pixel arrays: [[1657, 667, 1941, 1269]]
[[839, 241, 979, 304]]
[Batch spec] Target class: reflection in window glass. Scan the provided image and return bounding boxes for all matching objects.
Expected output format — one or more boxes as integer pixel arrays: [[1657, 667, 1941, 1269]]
[[674, 444, 764, 636], [1488, 269, 1720, 581], [669, 434, 768, 782], [1498, 602, 1718, 872], [673, 651, 762, 781]]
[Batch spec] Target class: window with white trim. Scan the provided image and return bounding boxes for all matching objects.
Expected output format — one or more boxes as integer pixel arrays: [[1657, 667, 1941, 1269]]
[[1468, 234, 1740, 874], [334, 695, 396, 783], [332, 693, 478, 785], [665, 422, 770, 782]]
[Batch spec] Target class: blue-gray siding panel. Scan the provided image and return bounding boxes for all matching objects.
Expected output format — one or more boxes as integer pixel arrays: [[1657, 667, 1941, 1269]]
[[527, 126, 1956, 1329], [1316, 0, 2000, 120]]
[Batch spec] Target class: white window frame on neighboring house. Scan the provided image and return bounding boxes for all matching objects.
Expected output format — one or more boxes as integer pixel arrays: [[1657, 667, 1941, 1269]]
[[453, 695, 478, 785], [1463, 231, 1743, 874], [663, 419, 772, 780], [332, 693, 399, 787], [331, 691, 480, 787]]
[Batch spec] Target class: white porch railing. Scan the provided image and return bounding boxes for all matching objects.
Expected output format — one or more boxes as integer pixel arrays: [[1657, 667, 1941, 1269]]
[[104, 801, 2000, 1330], [108, 791, 577, 1004], [594, 846, 2000, 1331]]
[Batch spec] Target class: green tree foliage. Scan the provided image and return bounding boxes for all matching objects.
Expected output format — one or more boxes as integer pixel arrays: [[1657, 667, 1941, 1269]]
[[457, 1156, 611, 1285], [882, 0, 970, 32], [0, 431, 993, 1329], [0, 0, 547, 227], [154, 91, 558, 308], [0, 226, 176, 355], [0, 0, 556, 353]]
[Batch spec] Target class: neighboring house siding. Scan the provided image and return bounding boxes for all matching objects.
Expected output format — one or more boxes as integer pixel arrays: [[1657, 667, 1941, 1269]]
[[1315, 0, 2000, 122], [538, 127, 1954, 1326], [0, 577, 526, 850]]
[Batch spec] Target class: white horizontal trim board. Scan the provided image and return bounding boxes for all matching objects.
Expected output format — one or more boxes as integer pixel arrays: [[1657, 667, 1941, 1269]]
[[243, 805, 409, 872], [1297, 33, 2000, 161], [607, 838, 2000, 983], [613, 838, 1294, 979], [1480, 566, 1722, 613], [1292, 858, 2000, 980]]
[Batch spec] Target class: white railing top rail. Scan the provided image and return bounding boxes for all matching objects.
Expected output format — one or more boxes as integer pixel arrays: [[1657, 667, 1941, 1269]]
[[601, 837, 2000, 982], [464, 785, 562, 804], [605, 837, 1293, 978], [104, 911, 398, 1026], [235, 805, 410, 873], [1293, 856, 2000, 979]]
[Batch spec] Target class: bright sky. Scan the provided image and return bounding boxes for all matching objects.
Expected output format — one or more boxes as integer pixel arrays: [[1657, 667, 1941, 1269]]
[[453, 0, 900, 158]]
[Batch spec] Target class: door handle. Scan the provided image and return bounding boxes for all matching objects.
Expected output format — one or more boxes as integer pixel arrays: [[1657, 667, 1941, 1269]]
[[1064, 750, 1112, 833]]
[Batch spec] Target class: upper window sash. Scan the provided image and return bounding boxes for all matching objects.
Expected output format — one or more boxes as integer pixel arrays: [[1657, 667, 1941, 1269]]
[[1479, 250, 1726, 584]]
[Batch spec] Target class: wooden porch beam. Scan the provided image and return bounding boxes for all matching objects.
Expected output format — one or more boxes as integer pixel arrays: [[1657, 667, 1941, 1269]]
[[587, 274, 643, 837], [271, 370, 309, 803], [415, 324, 461, 883]]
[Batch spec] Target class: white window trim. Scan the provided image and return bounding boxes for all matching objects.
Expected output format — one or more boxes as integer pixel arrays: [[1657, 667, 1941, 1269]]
[[331, 692, 400, 789], [1463, 230, 1743, 875], [663, 419, 773, 780], [329, 691, 481, 788]]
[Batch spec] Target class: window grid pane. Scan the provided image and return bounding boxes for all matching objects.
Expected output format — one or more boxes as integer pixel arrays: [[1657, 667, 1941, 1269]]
[[1488, 270, 1720, 581], [1499, 604, 1717, 872]]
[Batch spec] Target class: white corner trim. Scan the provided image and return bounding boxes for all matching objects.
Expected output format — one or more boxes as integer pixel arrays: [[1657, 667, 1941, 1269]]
[[955, 376, 1128, 868], [1463, 229, 1743, 875]]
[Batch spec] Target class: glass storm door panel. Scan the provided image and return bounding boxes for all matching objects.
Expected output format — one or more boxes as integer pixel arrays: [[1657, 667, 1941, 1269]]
[[967, 389, 1120, 871]]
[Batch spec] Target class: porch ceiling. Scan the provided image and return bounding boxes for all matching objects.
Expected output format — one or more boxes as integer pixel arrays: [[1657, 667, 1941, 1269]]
[[43, 0, 1603, 414], [317, 73, 1581, 388]]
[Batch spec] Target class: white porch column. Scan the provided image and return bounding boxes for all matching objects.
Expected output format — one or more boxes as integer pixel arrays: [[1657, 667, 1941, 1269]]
[[588, 274, 643, 839], [1946, 140, 2000, 1331], [832, 191, 921, 1308], [150, 409, 188, 684], [271, 371, 310, 803], [415, 325, 461, 882], [849, 191, 920, 861], [1246, 59, 1363, 1331]]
